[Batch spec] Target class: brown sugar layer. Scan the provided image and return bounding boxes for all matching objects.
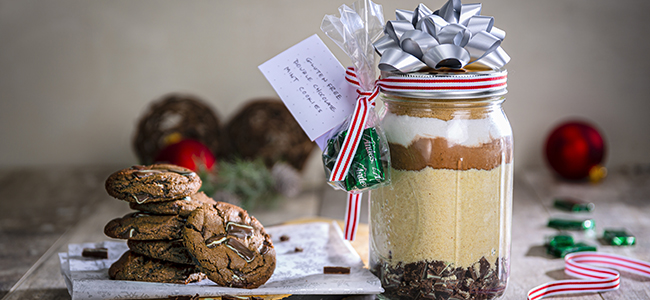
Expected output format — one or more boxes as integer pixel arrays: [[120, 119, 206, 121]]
[[389, 136, 512, 171]]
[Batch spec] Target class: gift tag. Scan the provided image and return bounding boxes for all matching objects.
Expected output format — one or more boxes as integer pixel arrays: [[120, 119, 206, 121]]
[[259, 34, 356, 149]]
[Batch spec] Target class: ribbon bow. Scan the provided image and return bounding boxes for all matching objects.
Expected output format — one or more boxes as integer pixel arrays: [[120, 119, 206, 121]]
[[327, 68, 379, 185], [374, 0, 510, 72]]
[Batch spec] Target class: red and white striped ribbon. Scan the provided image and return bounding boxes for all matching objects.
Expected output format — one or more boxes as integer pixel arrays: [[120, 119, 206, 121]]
[[343, 192, 363, 241], [331, 68, 376, 241], [377, 71, 507, 94], [527, 252, 650, 300], [327, 68, 379, 183], [335, 68, 508, 241]]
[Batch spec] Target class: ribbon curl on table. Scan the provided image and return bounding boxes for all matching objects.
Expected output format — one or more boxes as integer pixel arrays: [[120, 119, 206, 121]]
[[527, 252, 650, 300], [374, 0, 510, 72]]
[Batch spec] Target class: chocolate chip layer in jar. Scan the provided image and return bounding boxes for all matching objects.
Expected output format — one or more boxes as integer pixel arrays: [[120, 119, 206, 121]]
[[370, 71, 513, 300]]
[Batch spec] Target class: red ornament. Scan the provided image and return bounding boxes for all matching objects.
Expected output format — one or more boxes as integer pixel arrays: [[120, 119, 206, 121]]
[[544, 120, 606, 180], [154, 139, 216, 172]]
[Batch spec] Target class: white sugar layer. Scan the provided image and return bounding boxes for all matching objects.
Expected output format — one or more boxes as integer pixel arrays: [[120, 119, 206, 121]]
[[382, 112, 511, 147]]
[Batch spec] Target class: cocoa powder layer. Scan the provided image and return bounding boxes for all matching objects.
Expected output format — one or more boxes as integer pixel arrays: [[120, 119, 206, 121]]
[[389, 136, 513, 171]]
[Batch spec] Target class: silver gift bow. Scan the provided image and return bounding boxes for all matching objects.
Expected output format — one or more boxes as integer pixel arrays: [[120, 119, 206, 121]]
[[374, 0, 510, 72]]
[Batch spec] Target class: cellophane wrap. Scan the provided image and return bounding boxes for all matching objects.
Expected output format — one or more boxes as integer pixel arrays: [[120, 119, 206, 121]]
[[320, 0, 390, 192]]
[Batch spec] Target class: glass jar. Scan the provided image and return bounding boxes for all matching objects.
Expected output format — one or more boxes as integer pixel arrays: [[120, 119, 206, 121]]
[[370, 69, 513, 300]]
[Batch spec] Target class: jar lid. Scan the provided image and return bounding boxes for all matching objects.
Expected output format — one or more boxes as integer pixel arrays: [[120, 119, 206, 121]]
[[378, 68, 507, 99]]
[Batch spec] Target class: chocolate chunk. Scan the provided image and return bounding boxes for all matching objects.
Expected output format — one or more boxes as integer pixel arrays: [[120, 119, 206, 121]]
[[82, 247, 108, 259], [372, 257, 504, 300], [131, 193, 150, 204], [167, 294, 199, 300], [132, 169, 163, 178], [279, 235, 290, 242], [205, 234, 227, 248], [222, 295, 249, 300], [226, 238, 256, 262], [227, 222, 254, 239], [294, 247, 303, 252], [404, 261, 426, 282], [323, 266, 351, 274]]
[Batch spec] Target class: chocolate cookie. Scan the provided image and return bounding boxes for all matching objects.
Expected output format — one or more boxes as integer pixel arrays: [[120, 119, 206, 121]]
[[183, 203, 275, 289], [109, 251, 205, 284], [130, 192, 217, 217], [105, 164, 201, 204], [127, 239, 194, 265], [104, 212, 185, 240]]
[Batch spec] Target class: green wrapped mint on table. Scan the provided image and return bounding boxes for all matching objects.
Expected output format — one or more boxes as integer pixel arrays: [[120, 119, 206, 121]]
[[547, 218, 595, 230], [603, 229, 636, 246], [322, 127, 388, 192]]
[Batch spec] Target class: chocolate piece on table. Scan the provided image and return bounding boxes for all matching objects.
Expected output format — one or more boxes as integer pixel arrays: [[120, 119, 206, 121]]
[[323, 266, 350, 274], [82, 247, 108, 259]]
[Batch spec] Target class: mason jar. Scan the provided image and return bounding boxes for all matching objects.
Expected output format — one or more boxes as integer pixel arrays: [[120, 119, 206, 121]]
[[370, 68, 513, 300]]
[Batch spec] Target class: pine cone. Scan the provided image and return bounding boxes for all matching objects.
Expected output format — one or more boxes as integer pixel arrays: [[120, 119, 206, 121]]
[[224, 98, 315, 171], [133, 93, 226, 165]]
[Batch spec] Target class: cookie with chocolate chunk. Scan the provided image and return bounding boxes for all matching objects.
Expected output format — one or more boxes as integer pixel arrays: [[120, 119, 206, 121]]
[[104, 212, 185, 240], [109, 251, 205, 284], [127, 239, 194, 265], [183, 203, 275, 289], [105, 164, 201, 204], [130, 192, 217, 217]]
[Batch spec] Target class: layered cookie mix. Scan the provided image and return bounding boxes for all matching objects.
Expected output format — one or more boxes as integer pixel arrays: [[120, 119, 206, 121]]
[[370, 109, 513, 299]]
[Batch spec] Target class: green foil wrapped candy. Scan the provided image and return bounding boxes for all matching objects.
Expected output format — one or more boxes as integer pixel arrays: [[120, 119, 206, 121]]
[[547, 242, 597, 258], [322, 127, 388, 192], [547, 218, 595, 231], [603, 229, 636, 246], [553, 197, 595, 212]]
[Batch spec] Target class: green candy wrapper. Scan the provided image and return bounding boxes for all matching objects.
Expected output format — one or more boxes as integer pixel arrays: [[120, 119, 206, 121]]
[[323, 127, 388, 192], [547, 234, 574, 248], [547, 241, 597, 258], [553, 197, 595, 212], [548, 218, 595, 231], [545, 234, 597, 258], [603, 229, 636, 246]]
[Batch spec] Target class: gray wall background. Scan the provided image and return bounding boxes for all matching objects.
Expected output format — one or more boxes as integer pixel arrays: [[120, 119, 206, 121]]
[[1, 0, 649, 175]]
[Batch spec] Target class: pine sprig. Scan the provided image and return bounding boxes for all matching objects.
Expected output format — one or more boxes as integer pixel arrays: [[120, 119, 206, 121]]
[[215, 158, 279, 210]]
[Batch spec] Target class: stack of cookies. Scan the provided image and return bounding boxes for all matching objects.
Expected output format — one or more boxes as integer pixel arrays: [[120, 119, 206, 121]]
[[103, 164, 276, 288]]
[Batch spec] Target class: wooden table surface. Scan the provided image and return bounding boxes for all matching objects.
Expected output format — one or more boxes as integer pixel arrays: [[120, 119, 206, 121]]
[[0, 165, 649, 300]]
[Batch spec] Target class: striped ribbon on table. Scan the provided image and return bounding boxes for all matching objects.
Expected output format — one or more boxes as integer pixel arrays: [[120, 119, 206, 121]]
[[527, 252, 650, 300]]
